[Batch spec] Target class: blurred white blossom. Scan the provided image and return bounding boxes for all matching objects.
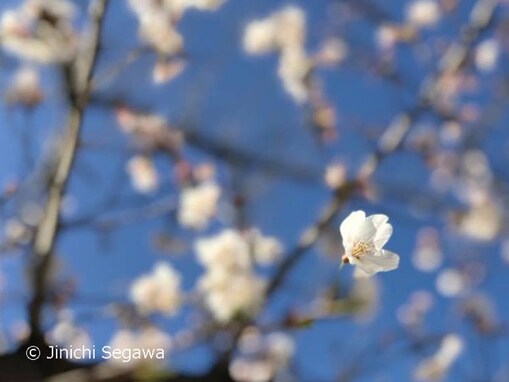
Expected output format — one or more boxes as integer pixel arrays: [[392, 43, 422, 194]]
[[138, 10, 183, 55], [229, 358, 273, 382], [152, 58, 186, 84], [397, 290, 433, 329], [414, 334, 464, 381], [4, 218, 32, 245], [449, 150, 501, 241], [0, 0, 77, 63], [116, 108, 183, 152], [130, 262, 182, 316], [458, 150, 493, 202], [247, 229, 283, 266], [324, 162, 346, 189], [195, 230, 265, 322], [126, 155, 159, 194], [376, 23, 416, 50], [277, 45, 311, 103], [475, 39, 499, 72], [47, 310, 91, 350], [127, 0, 226, 83], [196, 229, 251, 271], [198, 270, 265, 323], [314, 38, 347, 67], [412, 227, 442, 272], [435, 268, 465, 297], [243, 6, 311, 103], [243, 18, 278, 55], [454, 200, 501, 242], [178, 181, 220, 229], [231, 329, 294, 382], [406, 0, 441, 28], [5, 66, 43, 106], [265, 332, 294, 369], [273, 5, 306, 49]]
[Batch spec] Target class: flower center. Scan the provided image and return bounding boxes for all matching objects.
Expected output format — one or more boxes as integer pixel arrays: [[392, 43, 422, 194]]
[[352, 241, 372, 258]]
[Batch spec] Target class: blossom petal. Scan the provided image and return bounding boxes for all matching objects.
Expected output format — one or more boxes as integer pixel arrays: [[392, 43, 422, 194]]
[[353, 218, 377, 244], [369, 214, 393, 250], [353, 250, 399, 275], [369, 214, 388, 228], [340, 210, 377, 248], [340, 211, 365, 239]]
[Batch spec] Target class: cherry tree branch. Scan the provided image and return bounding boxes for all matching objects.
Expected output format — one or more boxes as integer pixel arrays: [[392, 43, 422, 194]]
[[28, 0, 110, 338]]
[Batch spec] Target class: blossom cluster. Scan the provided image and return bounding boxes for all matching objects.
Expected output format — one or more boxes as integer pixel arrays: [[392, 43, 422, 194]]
[[376, 0, 441, 51], [0, 0, 77, 63], [242, 5, 344, 139], [178, 181, 220, 229], [195, 229, 282, 323], [243, 5, 345, 107], [230, 328, 295, 382], [130, 262, 182, 316], [243, 6, 309, 103], [127, 0, 227, 83], [116, 108, 184, 194]]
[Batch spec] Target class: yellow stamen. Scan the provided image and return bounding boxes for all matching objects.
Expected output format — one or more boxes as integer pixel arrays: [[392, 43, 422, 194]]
[[352, 241, 371, 259]]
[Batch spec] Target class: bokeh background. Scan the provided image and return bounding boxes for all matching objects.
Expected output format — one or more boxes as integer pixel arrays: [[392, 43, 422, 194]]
[[0, 0, 508, 381]]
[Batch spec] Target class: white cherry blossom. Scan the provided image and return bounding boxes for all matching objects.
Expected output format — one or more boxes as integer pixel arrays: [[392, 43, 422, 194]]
[[195, 229, 266, 322], [243, 5, 310, 103], [475, 39, 499, 72], [435, 268, 465, 297], [247, 228, 283, 266], [243, 18, 278, 55], [126, 155, 159, 194], [0, 0, 77, 63], [178, 181, 220, 229], [198, 270, 265, 323], [6, 66, 43, 106], [195, 229, 250, 271], [130, 262, 182, 316], [406, 0, 441, 28], [340, 210, 399, 276]]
